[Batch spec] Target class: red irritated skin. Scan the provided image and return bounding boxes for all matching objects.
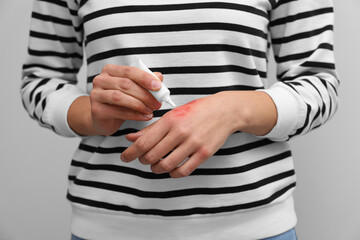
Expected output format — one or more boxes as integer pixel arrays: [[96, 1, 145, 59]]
[[122, 91, 277, 178], [170, 99, 198, 118]]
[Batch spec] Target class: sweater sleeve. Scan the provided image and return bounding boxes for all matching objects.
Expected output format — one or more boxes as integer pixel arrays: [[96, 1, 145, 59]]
[[260, 0, 339, 141], [21, 0, 87, 137]]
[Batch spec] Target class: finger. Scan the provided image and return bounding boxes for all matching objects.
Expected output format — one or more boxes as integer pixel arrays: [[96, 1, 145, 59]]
[[153, 72, 163, 82], [150, 142, 196, 174], [91, 89, 153, 114], [126, 131, 144, 142], [102, 64, 162, 91], [126, 123, 154, 142], [91, 102, 153, 121], [138, 131, 185, 166], [169, 147, 212, 178], [121, 121, 168, 162], [93, 75, 161, 110]]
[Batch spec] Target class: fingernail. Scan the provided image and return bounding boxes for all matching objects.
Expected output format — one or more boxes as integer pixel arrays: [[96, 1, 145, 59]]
[[120, 154, 127, 162], [151, 80, 162, 90], [128, 131, 140, 137], [145, 107, 153, 114], [144, 113, 153, 119]]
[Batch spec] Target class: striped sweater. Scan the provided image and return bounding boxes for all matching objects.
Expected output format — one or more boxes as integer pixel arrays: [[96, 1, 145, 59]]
[[21, 0, 339, 239]]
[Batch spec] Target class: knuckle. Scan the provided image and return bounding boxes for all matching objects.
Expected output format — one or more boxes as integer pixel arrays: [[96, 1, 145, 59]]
[[102, 64, 113, 73], [134, 102, 145, 112], [190, 135, 203, 148], [176, 167, 192, 178], [136, 137, 149, 153], [175, 126, 190, 139], [111, 90, 123, 103], [176, 130, 187, 140], [119, 78, 132, 91], [144, 152, 157, 165], [92, 75, 105, 87], [198, 147, 211, 159], [121, 66, 133, 78], [138, 156, 148, 165], [159, 161, 173, 172]]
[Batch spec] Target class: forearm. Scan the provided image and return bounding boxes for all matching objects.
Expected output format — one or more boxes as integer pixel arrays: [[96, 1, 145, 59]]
[[67, 96, 97, 136], [68, 95, 128, 137], [218, 91, 278, 136]]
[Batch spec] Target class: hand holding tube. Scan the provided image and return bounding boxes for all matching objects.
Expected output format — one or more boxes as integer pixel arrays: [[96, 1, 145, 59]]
[[131, 57, 176, 108], [67, 63, 164, 136]]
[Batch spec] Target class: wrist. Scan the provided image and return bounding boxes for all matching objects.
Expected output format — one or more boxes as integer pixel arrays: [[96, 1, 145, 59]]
[[67, 96, 95, 136], [258, 86, 301, 140], [248, 91, 277, 136], [217, 91, 277, 136], [214, 91, 247, 134]]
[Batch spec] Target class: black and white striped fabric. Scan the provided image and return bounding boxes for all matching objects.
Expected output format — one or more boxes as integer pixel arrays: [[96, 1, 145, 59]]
[[21, 0, 339, 239]]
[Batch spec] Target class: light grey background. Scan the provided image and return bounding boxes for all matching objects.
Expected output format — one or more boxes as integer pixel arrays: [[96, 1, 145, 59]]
[[0, 1, 359, 239]]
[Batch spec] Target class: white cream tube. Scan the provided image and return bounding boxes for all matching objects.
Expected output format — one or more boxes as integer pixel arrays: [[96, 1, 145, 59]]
[[131, 57, 176, 108]]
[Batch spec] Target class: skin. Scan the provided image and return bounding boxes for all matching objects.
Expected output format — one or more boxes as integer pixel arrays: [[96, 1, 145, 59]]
[[68, 65, 277, 178], [67, 64, 163, 136]]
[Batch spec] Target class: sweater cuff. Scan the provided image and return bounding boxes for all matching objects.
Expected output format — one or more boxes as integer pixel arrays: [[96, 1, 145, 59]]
[[43, 84, 88, 138], [257, 85, 301, 141]]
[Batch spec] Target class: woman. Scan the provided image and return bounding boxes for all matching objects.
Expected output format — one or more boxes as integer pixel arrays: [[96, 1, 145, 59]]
[[21, 0, 339, 239]]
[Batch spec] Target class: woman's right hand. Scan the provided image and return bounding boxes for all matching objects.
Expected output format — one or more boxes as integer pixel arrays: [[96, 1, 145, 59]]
[[68, 64, 163, 136]]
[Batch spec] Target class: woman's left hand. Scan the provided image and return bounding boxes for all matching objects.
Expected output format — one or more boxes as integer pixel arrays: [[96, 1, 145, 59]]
[[120, 91, 277, 178]]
